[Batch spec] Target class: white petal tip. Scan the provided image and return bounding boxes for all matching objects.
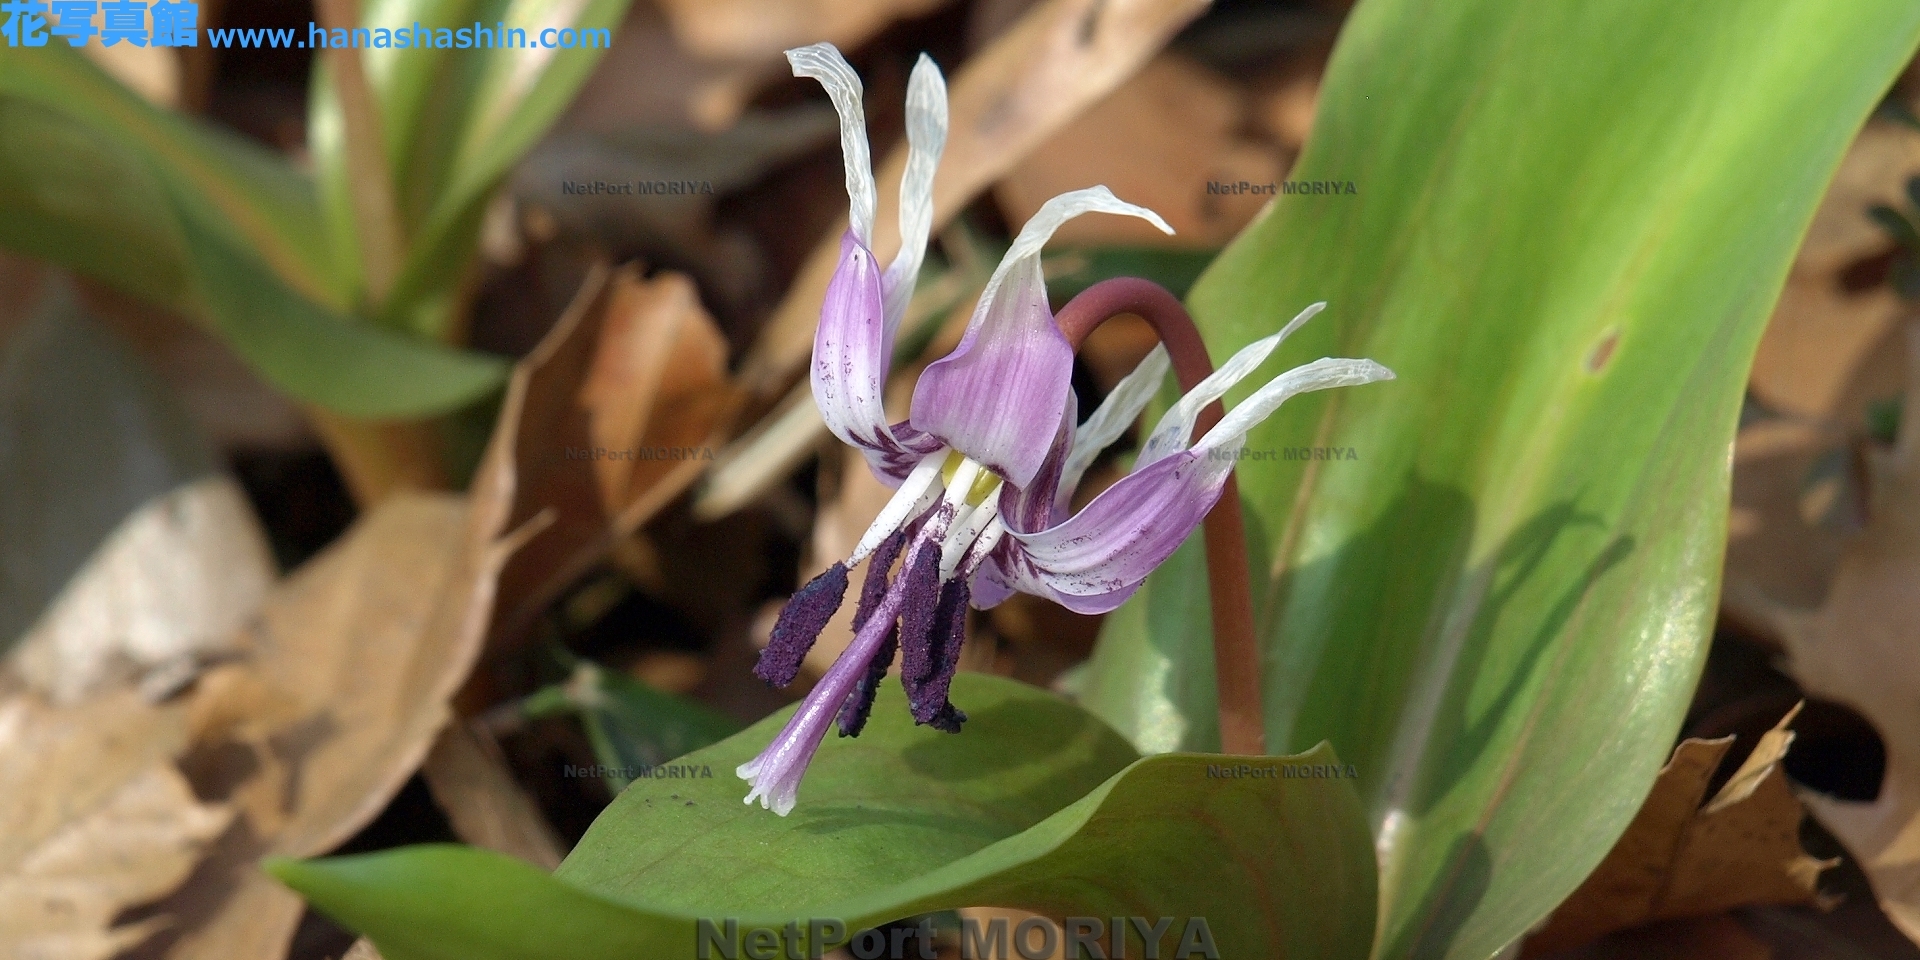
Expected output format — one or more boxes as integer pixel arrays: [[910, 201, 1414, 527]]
[[784, 42, 839, 74]]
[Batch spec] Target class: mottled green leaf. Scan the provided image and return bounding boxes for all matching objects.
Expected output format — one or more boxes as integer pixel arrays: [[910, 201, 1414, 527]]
[[1081, 2, 1920, 959], [275, 673, 1376, 959]]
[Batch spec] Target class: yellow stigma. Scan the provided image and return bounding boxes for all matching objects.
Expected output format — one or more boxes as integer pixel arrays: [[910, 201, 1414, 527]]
[[940, 451, 1001, 507]]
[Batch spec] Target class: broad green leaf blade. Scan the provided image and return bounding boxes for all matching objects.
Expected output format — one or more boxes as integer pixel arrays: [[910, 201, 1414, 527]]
[[170, 188, 509, 418], [1081, 3, 1920, 959], [0, 46, 337, 311], [276, 673, 1376, 959]]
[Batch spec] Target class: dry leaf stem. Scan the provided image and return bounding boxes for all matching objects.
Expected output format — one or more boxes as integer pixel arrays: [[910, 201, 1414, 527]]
[[1056, 277, 1264, 755]]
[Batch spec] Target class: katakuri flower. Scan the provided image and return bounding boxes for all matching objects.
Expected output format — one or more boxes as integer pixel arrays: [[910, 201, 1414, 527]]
[[739, 42, 1395, 815]]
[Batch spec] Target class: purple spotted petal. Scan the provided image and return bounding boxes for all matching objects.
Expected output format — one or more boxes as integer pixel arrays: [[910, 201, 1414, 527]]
[[997, 389, 1075, 535], [862, 419, 945, 486], [997, 451, 1232, 614], [753, 561, 850, 687], [813, 231, 944, 484], [968, 558, 1018, 610], [813, 231, 892, 450]]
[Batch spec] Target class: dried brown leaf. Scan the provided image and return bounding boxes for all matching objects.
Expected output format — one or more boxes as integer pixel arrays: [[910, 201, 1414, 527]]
[[560, 2, 774, 131], [140, 489, 532, 960], [0, 692, 226, 960], [1723, 421, 1854, 642], [581, 271, 730, 514], [1781, 321, 1920, 946], [1749, 269, 1908, 423], [9, 476, 274, 705], [486, 265, 733, 651], [1795, 119, 1920, 276], [1724, 118, 1919, 646], [1524, 705, 1834, 955], [740, 0, 1214, 398], [1530, 915, 1774, 960], [421, 720, 565, 871], [995, 54, 1281, 249], [655, 0, 949, 61]]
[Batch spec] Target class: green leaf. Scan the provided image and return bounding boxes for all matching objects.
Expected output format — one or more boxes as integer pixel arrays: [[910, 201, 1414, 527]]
[[169, 187, 509, 418], [0, 46, 501, 417], [309, 0, 634, 336], [1080, 2, 1920, 959], [521, 660, 743, 792], [274, 673, 1377, 959], [0, 46, 338, 311], [307, 0, 480, 305]]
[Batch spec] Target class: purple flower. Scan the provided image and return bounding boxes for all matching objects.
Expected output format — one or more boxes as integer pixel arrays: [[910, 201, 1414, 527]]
[[740, 43, 1395, 816]]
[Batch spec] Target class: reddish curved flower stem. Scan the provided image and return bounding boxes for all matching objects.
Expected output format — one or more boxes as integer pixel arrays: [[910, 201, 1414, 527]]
[[1054, 277, 1265, 756]]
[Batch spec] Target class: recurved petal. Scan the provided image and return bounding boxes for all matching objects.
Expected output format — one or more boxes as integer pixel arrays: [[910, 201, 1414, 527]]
[[910, 188, 1170, 487], [787, 43, 876, 243], [1192, 358, 1395, 455], [1137, 302, 1325, 467], [999, 450, 1231, 614]]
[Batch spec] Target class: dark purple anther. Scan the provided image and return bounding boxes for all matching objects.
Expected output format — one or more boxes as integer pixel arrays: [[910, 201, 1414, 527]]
[[753, 562, 850, 687], [898, 549, 944, 698], [850, 530, 907, 633], [915, 579, 972, 732]]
